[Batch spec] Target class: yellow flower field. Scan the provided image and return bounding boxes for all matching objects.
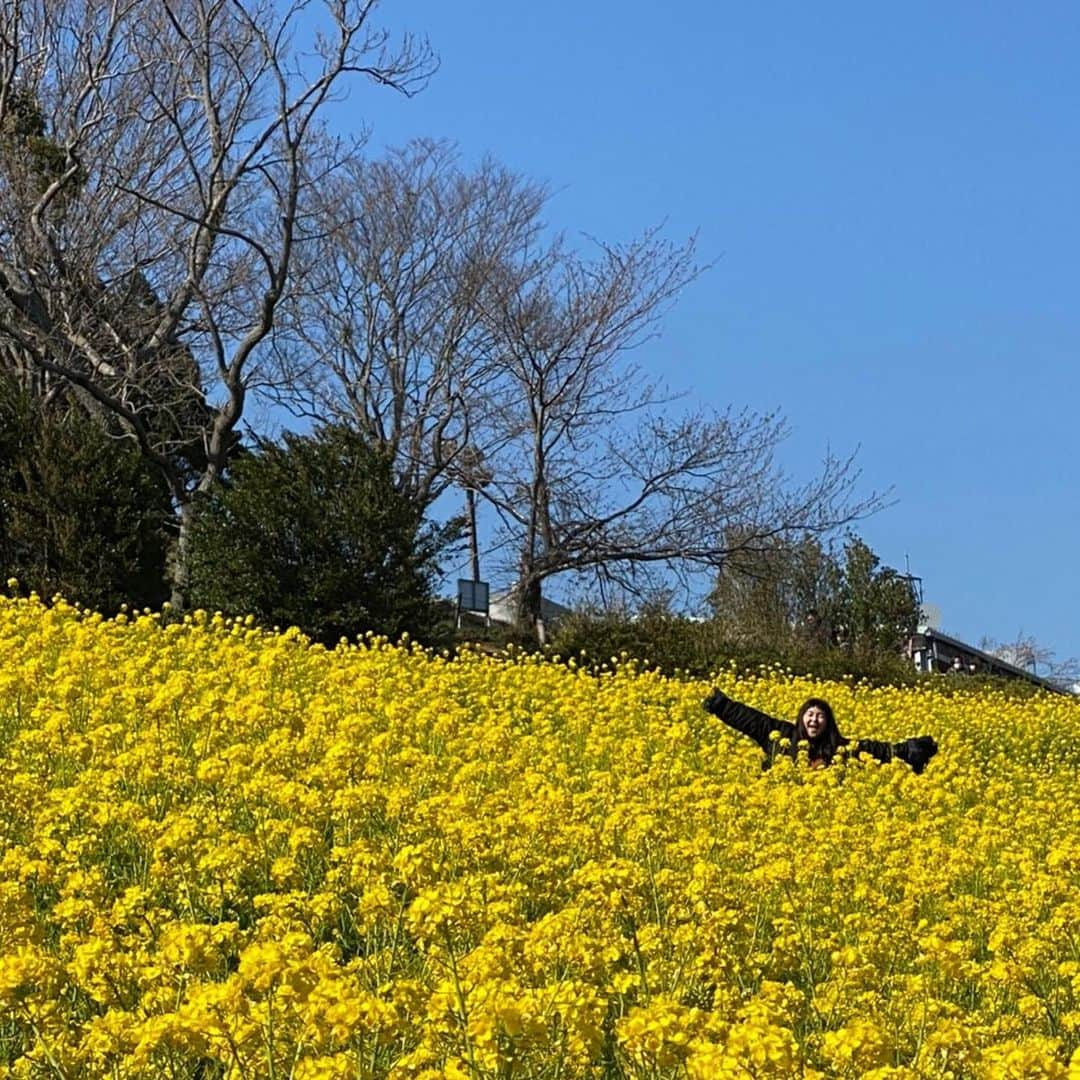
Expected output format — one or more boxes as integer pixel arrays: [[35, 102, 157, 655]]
[[2, 593, 1080, 1079]]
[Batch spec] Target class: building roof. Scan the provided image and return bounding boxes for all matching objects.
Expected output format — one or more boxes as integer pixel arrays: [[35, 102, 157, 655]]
[[488, 590, 574, 625], [914, 625, 1065, 692]]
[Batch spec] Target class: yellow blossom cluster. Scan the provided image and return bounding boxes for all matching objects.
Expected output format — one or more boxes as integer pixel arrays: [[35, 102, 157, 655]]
[[1, 591, 1080, 1078]]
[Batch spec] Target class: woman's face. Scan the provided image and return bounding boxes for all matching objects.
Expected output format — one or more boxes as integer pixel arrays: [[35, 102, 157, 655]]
[[801, 705, 828, 740]]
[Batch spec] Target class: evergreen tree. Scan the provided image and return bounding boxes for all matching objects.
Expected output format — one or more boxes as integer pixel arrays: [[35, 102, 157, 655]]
[[187, 427, 460, 645], [0, 378, 172, 611], [710, 531, 918, 658]]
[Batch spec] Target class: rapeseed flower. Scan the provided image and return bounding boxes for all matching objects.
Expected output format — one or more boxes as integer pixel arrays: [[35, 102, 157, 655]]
[[1, 592, 1080, 1076]]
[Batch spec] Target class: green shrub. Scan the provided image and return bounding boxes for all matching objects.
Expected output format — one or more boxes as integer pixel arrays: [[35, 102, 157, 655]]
[[0, 379, 171, 612], [188, 426, 461, 647], [548, 608, 1050, 696]]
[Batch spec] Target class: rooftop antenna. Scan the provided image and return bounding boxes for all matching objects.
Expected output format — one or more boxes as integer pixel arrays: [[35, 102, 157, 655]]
[[902, 553, 924, 606]]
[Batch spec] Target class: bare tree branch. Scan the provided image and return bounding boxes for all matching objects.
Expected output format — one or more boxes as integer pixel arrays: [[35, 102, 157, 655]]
[[0, 0, 435, 605], [273, 138, 546, 506], [474, 230, 885, 637]]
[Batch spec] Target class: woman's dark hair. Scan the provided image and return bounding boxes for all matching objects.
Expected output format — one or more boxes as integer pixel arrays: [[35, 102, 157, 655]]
[[795, 697, 844, 762]]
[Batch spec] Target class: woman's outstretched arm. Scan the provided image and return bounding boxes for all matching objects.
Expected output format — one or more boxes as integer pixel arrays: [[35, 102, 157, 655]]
[[852, 735, 938, 773], [702, 688, 797, 754]]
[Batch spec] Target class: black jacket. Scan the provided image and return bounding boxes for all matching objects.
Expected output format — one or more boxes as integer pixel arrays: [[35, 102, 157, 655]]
[[703, 690, 937, 773]]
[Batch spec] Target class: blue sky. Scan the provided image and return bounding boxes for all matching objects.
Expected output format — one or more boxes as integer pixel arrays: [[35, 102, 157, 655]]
[[327, 1, 1080, 660]]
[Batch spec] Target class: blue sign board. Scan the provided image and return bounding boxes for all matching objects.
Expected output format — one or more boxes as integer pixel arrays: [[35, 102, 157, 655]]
[[457, 579, 490, 614]]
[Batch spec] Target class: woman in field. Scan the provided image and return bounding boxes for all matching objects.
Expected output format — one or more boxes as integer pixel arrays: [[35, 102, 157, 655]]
[[703, 689, 938, 772]]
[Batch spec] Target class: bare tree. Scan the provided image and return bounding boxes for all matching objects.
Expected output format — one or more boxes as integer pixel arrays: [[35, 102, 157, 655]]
[[279, 139, 547, 506], [0, 0, 434, 605], [477, 229, 884, 638], [271, 141, 883, 641], [980, 631, 1080, 692]]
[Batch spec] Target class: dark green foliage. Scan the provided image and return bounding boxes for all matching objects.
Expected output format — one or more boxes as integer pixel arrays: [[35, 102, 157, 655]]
[[453, 614, 545, 655], [708, 533, 920, 660], [549, 607, 921, 686], [0, 83, 77, 193], [1, 86, 214, 475], [837, 536, 920, 657], [0, 379, 172, 612], [552, 530, 920, 686], [549, 607, 1051, 697], [187, 426, 460, 646]]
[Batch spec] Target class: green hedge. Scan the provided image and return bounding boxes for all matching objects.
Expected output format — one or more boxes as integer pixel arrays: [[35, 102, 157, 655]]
[[545, 609, 1054, 696]]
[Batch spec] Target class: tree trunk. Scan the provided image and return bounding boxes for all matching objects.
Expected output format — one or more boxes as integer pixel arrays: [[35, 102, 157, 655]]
[[515, 576, 544, 645], [168, 499, 195, 610]]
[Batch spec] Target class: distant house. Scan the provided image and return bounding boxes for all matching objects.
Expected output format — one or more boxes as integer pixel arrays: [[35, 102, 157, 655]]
[[454, 579, 574, 637], [909, 625, 1065, 692], [488, 590, 573, 632]]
